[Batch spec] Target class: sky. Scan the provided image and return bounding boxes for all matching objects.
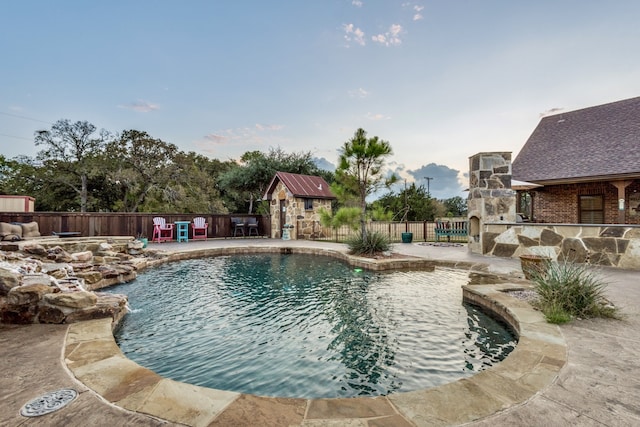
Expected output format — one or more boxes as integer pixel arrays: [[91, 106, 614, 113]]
[[2, 1, 640, 200]]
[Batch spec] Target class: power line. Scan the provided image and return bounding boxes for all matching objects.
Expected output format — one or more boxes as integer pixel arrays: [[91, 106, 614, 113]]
[[0, 132, 33, 141], [0, 111, 53, 125]]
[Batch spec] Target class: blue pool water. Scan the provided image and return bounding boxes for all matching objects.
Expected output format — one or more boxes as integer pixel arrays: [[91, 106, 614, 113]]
[[107, 254, 516, 398]]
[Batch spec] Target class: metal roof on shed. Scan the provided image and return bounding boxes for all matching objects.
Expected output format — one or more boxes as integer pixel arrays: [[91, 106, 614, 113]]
[[263, 171, 336, 200]]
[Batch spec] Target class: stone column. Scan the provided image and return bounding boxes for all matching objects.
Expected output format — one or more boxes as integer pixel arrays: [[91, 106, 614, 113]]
[[467, 152, 516, 254]]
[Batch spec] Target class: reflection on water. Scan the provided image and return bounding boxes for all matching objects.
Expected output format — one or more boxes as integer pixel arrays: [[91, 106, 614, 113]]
[[108, 254, 516, 398]]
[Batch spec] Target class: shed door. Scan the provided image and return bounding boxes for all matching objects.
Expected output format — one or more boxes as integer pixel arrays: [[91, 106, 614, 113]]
[[279, 199, 286, 237]]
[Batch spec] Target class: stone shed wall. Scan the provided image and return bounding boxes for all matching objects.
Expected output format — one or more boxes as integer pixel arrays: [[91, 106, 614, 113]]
[[267, 181, 333, 240]]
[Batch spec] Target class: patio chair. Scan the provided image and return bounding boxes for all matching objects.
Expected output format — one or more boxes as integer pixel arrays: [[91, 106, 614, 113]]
[[192, 217, 208, 240], [231, 217, 245, 237], [246, 217, 259, 236], [152, 217, 174, 243]]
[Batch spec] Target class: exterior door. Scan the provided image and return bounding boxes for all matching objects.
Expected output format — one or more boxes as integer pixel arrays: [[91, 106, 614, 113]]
[[279, 199, 286, 238]]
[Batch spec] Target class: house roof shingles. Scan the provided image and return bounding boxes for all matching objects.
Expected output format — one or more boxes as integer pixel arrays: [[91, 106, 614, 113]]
[[263, 171, 336, 200], [512, 96, 640, 183]]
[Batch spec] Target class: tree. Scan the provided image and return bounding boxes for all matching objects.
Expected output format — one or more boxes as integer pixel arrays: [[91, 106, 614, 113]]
[[105, 130, 179, 212], [372, 182, 435, 221], [334, 128, 396, 237], [442, 196, 468, 217], [34, 119, 109, 212]]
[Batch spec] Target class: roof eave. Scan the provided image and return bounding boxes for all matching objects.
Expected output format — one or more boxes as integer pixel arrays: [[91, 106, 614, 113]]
[[530, 172, 640, 186]]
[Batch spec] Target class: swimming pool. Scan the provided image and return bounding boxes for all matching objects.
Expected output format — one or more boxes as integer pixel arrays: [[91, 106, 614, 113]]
[[108, 253, 516, 398]]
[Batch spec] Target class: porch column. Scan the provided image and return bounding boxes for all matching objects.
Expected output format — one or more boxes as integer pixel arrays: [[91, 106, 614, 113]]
[[611, 180, 633, 224]]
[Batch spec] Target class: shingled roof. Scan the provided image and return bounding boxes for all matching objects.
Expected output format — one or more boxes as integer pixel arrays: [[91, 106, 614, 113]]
[[263, 171, 336, 200], [512, 96, 640, 184]]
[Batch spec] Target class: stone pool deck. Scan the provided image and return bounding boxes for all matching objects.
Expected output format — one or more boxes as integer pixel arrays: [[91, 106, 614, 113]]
[[2, 239, 639, 426]]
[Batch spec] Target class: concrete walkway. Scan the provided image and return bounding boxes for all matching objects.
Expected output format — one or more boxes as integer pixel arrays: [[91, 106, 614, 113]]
[[1, 239, 639, 426]]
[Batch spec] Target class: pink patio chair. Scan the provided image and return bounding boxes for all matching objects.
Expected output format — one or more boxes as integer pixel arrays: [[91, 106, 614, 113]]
[[191, 217, 208, 240], [152, 217, 174, 243]]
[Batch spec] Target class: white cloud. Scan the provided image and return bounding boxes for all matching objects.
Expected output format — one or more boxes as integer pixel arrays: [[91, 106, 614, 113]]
[[366, 112, 390, 121], [118, 100, 160, 112], [413, 5, 424, 20], [343, 23, 366, 46], [539, 107, 565, 117], [348, 88, 370, 98], [352, 0, 363, 7], [203, 134, 227, 144], [255, 123, 284, 131], [372, 24, 403, 46]]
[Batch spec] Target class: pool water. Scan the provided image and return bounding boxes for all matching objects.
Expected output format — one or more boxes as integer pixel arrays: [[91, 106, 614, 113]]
[[108, 254, 516, 398]]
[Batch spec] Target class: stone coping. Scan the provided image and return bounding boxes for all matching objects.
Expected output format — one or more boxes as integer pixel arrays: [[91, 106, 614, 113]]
[[64, 246, 567, 426]]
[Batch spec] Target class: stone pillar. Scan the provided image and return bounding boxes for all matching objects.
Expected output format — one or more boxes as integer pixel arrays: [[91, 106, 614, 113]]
[[467, 152, 516, 254]]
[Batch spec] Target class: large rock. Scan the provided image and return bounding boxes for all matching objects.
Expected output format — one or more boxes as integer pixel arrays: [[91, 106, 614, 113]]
[[73, 271, 103, 285], [7, 283, 53, 305], [71, 251, 93, 262], [43, 291, 98, 309], [46, 246, 73, 263], [0, 302, 37, 324], [23, 244, 47, 257], [0, 268, 20, 296], [22, 273, 55, 287], [38, 305, 66, 324], [65, 293, 128, 323]]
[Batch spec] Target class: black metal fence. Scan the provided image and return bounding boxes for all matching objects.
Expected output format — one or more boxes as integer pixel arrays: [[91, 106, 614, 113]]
[[299, 220, 469, 243]]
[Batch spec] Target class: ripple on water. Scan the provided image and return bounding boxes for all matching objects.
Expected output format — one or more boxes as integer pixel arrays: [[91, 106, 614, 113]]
[[108, 254, 516, 398]]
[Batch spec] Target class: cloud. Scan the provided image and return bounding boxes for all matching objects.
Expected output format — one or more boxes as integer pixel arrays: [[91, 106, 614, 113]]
[[313, 156, 336, 172], [348, 88, 370, 98], [255, 123, 284, 131], [405, 163, 466, 199], [372, 24, 403, 46], [118, 100, 160, 112], [366, 112, 390, 121], [199, 123, 286, 155], [540, 107, 565, 117], [413, 5, 424, 21], [203, 134, 228, 144], [343, 23, 366, 46], [352, 0, 363, 7]]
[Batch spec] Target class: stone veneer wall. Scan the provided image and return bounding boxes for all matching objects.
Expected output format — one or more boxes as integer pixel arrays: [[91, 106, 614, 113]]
[[467, 152, 517, 254], [267, 181, 333, 240], [482, 222, 640, 269]]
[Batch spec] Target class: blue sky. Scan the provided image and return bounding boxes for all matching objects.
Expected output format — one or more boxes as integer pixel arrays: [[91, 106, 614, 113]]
[[2, 1, 640, 199]]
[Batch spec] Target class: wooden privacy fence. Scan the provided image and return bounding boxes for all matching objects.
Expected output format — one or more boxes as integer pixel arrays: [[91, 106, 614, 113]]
[[0, 212, 271, 239]]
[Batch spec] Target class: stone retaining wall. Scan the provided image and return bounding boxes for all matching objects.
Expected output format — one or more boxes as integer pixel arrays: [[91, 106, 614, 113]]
[[481, 223, 640, 269]]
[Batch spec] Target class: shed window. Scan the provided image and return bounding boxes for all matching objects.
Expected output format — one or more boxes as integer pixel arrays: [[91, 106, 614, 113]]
[[579, 195, 604, 224], [304, 199, 314, 210]]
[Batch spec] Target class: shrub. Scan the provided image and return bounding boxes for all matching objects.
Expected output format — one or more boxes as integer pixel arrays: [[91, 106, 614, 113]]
[[346, 231, 391, 255], [529, 260, 619, 324]]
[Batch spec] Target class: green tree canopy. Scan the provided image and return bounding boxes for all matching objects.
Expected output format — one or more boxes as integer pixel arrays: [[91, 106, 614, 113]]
[[34, 119, 110, 212], [372, 182, 435, 221], [105, 130, 179, 212]]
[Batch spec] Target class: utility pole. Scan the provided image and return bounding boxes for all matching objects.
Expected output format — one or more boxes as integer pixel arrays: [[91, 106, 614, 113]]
[[424, 177, 434, 195]]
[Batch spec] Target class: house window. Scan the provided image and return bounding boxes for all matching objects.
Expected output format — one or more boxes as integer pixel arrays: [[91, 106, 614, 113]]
[[579, 195, 604, 224], [517, 191, 533, 221], [304, 199, 314, 210]]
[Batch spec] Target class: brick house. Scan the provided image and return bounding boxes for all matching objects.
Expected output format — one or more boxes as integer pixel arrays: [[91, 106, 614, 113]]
[[263, 172, 336, 239], [512, 96, 640, 225]]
